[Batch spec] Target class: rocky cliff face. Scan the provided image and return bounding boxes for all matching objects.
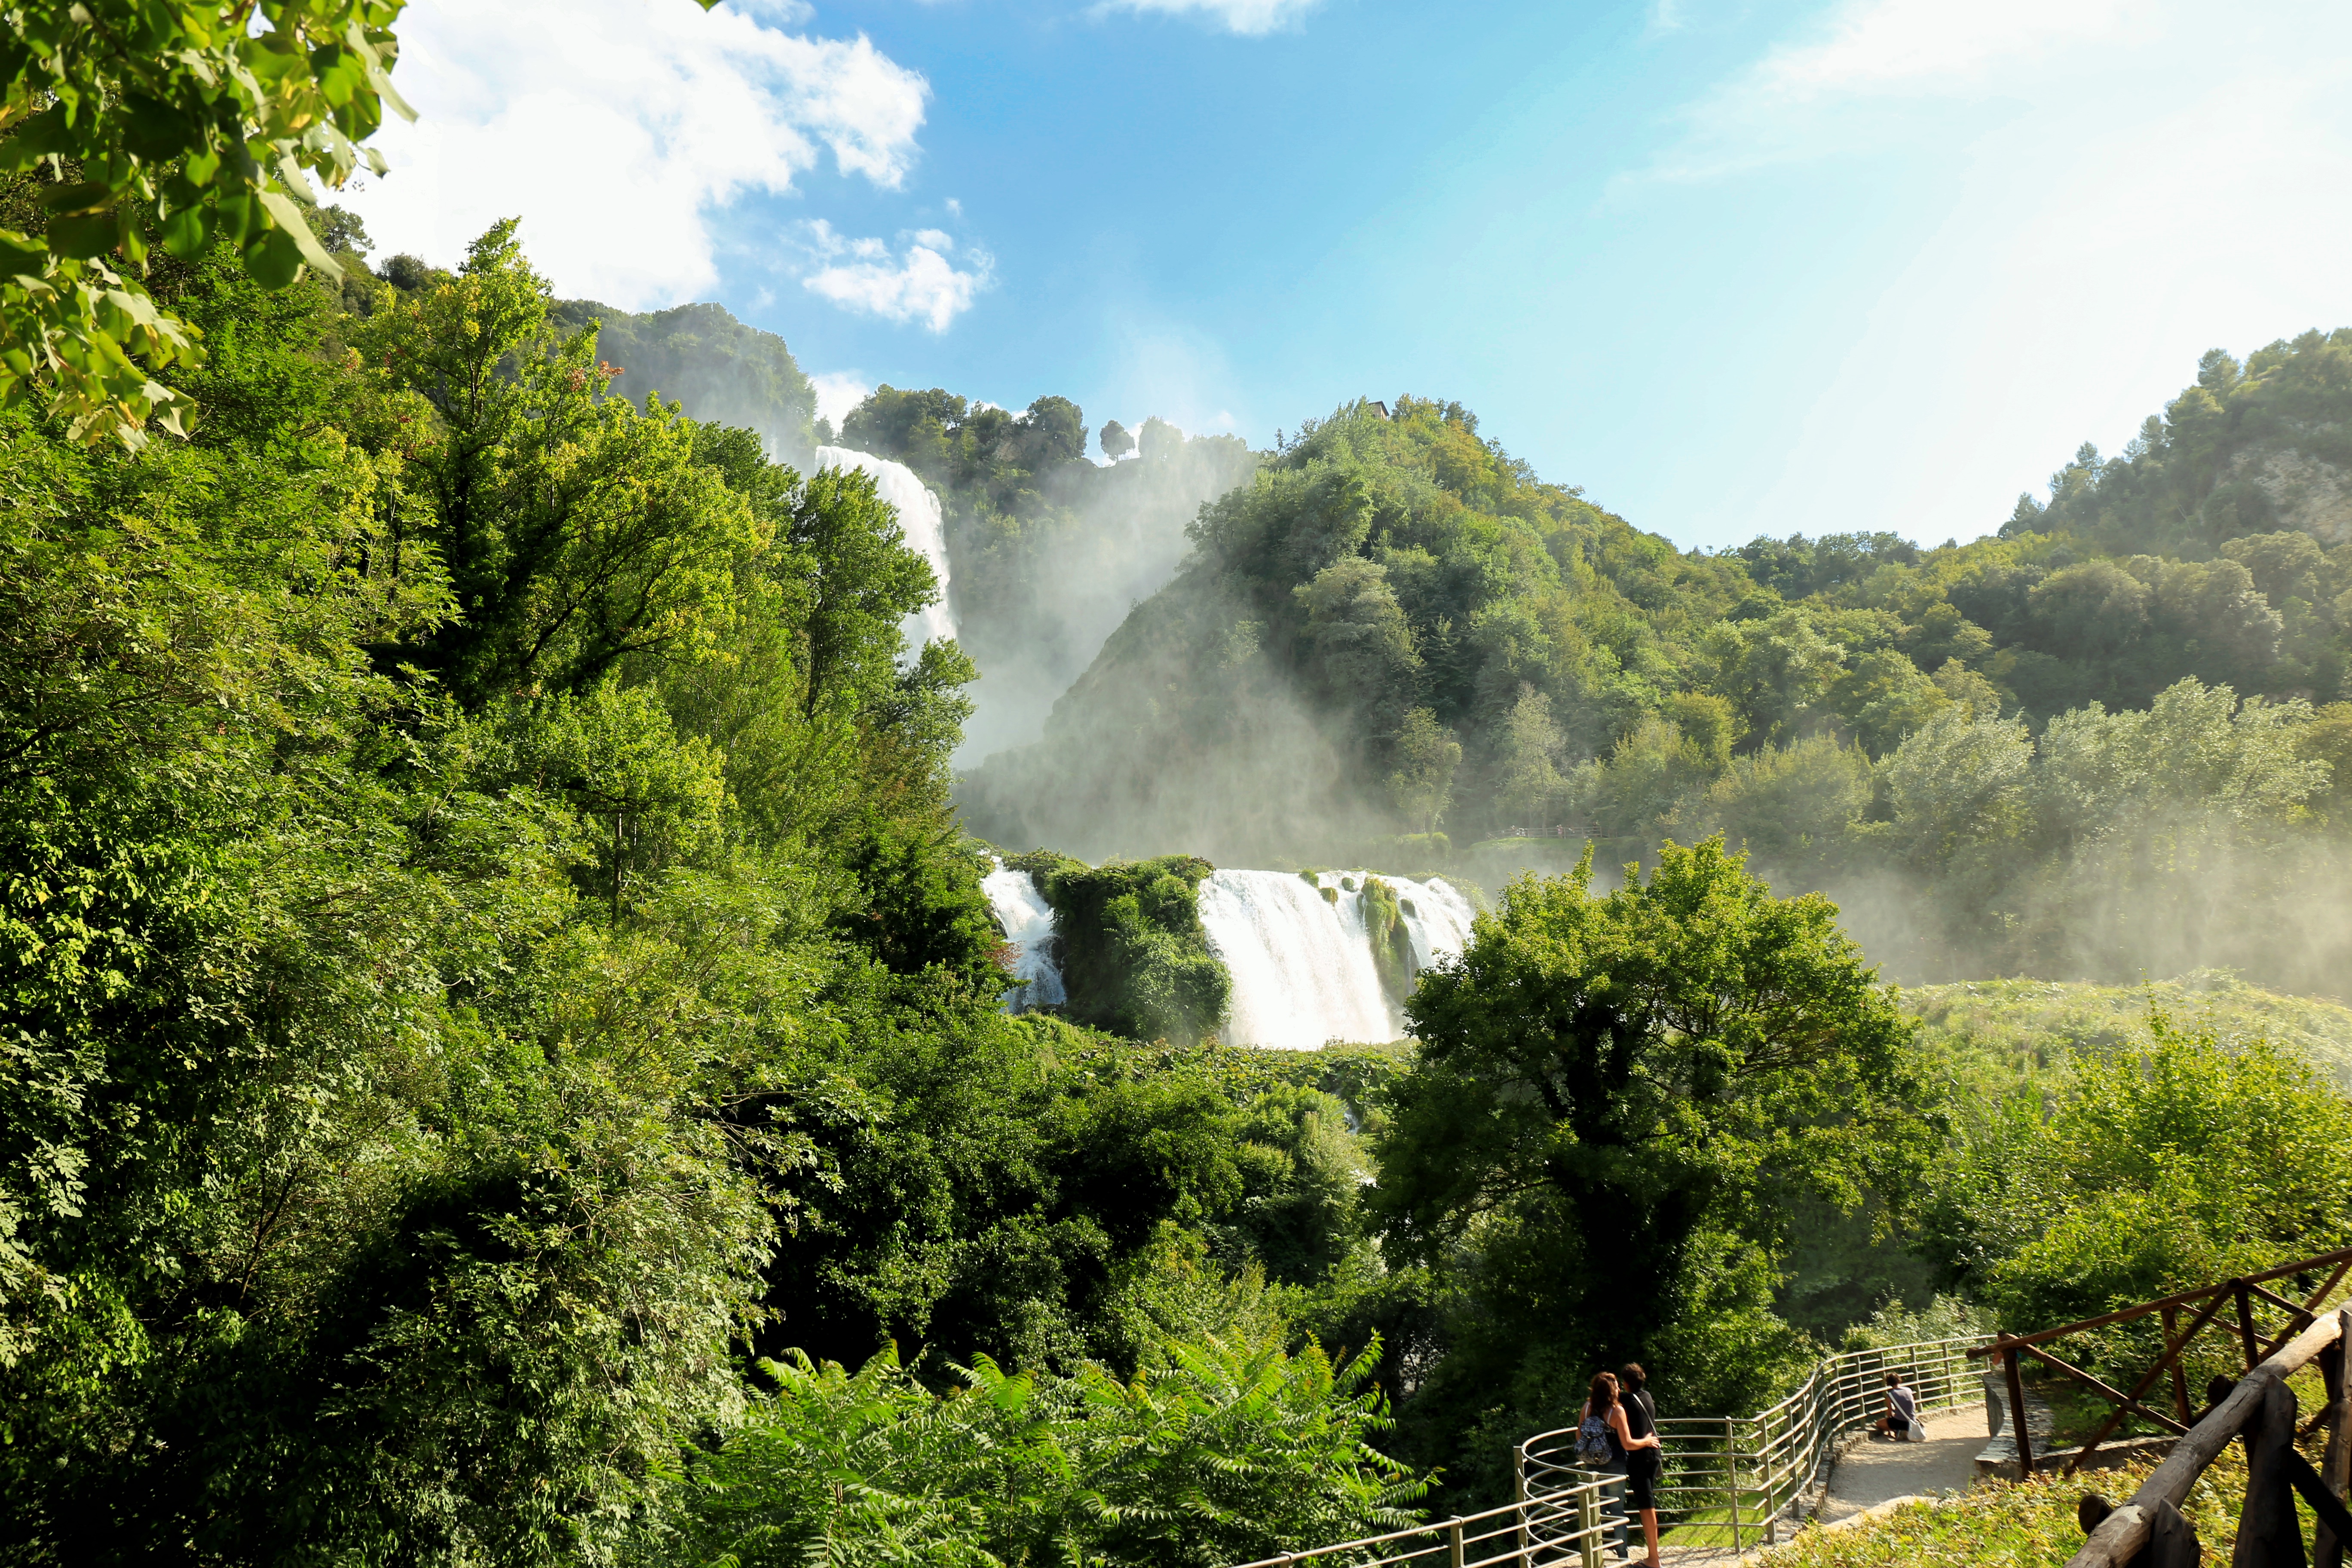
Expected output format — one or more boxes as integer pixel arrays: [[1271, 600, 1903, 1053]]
[[2231, 444, 2352, 545]]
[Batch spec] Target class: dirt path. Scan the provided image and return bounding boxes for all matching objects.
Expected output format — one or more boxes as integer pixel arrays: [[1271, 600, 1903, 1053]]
[[1650, 1406, 1993, 1563], [1815, 1405, 1987, 1522]]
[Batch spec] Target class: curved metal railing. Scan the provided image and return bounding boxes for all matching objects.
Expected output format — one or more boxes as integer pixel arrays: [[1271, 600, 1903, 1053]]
[[1225, 1471, 1623, 1568], [1516, 1335, 1981, 1553], [1223, 1335, 1983, 1566]]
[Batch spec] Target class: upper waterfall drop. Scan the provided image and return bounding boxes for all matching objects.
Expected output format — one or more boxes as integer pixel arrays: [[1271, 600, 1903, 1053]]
[[983, 858, 1065, 1013], [1197, 870, 1398, 1050], [815, 445, 956, 648]]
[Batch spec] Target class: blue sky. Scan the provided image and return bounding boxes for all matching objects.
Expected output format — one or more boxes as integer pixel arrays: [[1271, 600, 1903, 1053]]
[[347, 0, 2352, 551]]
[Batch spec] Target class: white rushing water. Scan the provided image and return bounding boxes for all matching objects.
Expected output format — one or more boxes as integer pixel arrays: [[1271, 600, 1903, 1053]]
[[982, 858, 1066, 1012], [1387, 875, 1479, 974], [815, 445, 956, 648], [1198, 870, 1399, 1050], [976, 858, 1478, 1044]]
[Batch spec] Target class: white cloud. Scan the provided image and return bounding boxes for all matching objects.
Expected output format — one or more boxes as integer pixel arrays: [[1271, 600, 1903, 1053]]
[[1096, 0, 1318, 37], [1752, 0, 2136, 100], [798, 220, 993, 332], [1648, 0, 2151, 180], [1674, 1, 2352, 547], [341, 0, 929, 309], [809, 372, 870, 429]]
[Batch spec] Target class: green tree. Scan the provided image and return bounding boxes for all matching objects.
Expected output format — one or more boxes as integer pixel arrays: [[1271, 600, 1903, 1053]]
[[1920, 1014, 2352, 1388], [364, 220, 763, 704], [1385, 706, 1460, 834], [1489, 683, 1566, 831], [1295, 554, 1420, 734], [1375, 839, 1928, 1442]]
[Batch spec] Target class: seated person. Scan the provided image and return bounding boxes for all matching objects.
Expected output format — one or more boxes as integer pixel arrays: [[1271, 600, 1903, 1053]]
[[1873, 1371, 1920, 1439]]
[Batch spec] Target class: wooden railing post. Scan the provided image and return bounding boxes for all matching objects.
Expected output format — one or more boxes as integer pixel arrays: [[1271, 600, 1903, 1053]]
[[2162, 1303, 2191, 1426], [2321, 1307, 2352, 1568], [2237, 1378, 2303, 1560], [2003, 1341, 2035, 1476], [2236, 1279, 2261, 1372]]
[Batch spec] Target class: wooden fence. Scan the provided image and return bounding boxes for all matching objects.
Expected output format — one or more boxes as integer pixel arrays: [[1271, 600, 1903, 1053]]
[[2068, 1305, 2352, 1567], [1970, 1244, 2352, 1477]]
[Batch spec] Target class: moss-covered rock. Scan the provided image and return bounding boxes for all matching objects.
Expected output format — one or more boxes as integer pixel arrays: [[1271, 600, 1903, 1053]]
[[1359, 876, 1417, 1004], [1023, 852, 1231, 1043]]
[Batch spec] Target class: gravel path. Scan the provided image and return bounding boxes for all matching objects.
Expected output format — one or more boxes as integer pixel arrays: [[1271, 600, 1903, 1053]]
[[1815, 1405, 1988, 1522], [1651, 1406, 1993, 1563]]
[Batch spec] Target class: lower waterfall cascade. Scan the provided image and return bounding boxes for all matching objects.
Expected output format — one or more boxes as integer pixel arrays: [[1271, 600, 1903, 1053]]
[[982, 858, 1478, 1047], [1193, 870, 1478, 1050], [1197, 870, 1394, 1050], [982, 859, 1066, 1012], [815, 445, 957, 648]]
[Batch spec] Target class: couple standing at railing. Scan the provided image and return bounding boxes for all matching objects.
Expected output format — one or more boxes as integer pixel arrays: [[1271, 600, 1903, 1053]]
[[1574, 1365, 1663, 1568]]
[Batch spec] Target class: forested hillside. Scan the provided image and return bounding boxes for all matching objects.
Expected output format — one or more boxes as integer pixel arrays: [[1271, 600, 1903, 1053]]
[[0, 212, 1418, 1565], [11, 12, 2352, 1566], [962, 355, 2352, 995], [551, 296, 820, 468]]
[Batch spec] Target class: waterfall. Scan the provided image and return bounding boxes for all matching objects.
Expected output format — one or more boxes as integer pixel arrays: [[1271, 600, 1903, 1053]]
[[1197, 870, 1399, 1050], [977, 856, 1480, 1045], [982, 858, 1065, 1012], [1387, 875, 1479, 974], [815, 445, 956, 647]]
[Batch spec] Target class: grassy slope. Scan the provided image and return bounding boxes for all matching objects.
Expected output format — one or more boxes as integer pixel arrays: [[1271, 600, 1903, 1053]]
[[1900, 970, 2352, 1090]]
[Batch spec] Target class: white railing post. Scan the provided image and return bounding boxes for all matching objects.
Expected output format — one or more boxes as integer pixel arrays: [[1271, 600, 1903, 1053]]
[[1723, 1414, 1742, 1548], [1514, 1445, 1528, 1566]]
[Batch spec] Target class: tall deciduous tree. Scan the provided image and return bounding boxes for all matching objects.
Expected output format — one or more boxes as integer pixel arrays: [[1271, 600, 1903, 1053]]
[[1375, 838, 1929, 1433]]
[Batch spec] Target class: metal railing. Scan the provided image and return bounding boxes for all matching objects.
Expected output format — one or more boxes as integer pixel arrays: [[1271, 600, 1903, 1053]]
[[1228, 1471, 1625, 1568], [1517, 1337, 1980, 1553], [1221, 1336, 1981, 1566]]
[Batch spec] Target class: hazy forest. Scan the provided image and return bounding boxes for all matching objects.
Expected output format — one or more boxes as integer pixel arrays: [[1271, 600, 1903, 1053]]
[[7, 20, 2352, 1563]]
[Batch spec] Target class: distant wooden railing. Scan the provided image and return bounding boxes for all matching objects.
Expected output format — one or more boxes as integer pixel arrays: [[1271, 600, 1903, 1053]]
[[1222, 1336, 1980, 1566], [1223, 1472, 1623, 1568], [1969, 1245, 2352, 1477]]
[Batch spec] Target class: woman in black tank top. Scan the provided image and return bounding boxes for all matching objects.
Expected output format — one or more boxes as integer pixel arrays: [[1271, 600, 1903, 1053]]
[[1614, 1363, 1663, 1568]]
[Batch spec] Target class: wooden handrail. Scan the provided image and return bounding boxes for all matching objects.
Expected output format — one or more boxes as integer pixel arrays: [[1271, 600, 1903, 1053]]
[[2066, 1308, 2349, 1567], [1967, 1246, 2352, 1357]]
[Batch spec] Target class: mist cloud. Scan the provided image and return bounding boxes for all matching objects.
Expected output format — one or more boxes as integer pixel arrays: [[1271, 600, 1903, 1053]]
[[809, 372, 873, 429]]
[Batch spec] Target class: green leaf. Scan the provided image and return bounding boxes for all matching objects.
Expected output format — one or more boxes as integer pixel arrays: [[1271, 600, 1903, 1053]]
[[0, 230, 46, 279], [120, 93, 201, 162], [243, 224, 304, 289], [39, 183, 112, 216], [47, 211, 117, 261], [159, 202, 212, 262], [257, 189, 343, 280]]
